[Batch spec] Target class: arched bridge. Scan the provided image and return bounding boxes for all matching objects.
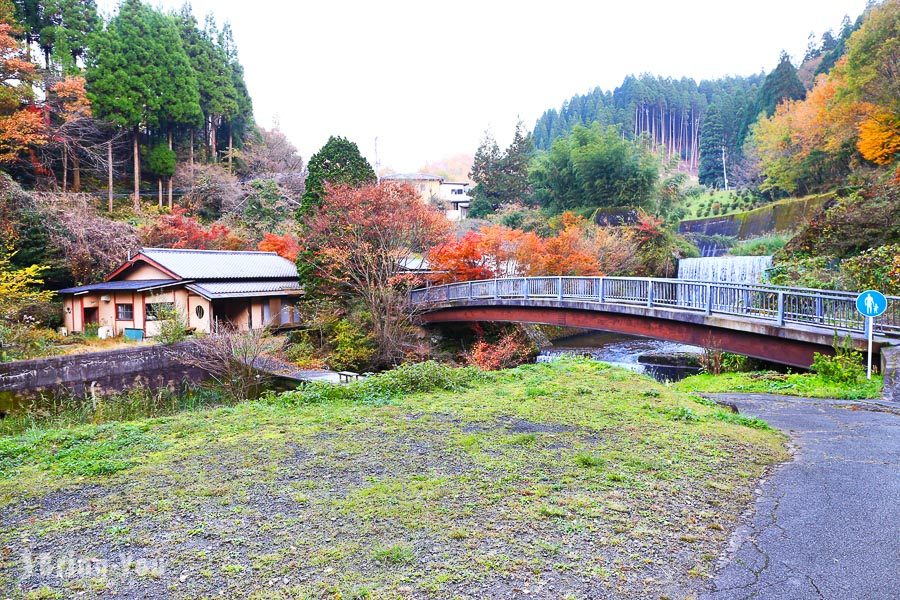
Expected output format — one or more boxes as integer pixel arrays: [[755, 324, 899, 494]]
[[410, 277, 900, 368]]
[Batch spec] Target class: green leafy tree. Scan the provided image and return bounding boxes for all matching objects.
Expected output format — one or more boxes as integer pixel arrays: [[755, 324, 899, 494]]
[[299, 136, 375, 215], [468, 132, 501, 217], [530, 123, 659, 213], [86, 0, 198, 211]]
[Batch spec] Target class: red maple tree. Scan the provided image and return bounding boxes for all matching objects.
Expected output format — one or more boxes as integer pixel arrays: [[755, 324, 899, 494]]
[[300, 182, 449, 364], [139, 208, 248, 250]]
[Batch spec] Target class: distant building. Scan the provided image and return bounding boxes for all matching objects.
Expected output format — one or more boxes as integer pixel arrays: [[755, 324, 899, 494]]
[[380, 173, 443, 204], [438, 181, 471, 221], [381, 173, 471, 222]]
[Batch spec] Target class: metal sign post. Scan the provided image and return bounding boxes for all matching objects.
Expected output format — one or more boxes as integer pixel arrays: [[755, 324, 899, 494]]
[[855, 290, 887, 380], [867, 316, 873, 380]]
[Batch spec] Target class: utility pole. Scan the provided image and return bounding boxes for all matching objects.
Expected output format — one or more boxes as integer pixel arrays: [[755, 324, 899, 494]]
[[374, 136, 380, 182], [721, 145, 729, 191], [108, 140, 113, 213]]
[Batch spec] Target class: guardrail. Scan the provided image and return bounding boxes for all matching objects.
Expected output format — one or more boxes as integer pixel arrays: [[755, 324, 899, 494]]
[[410, 277, 900, 338]]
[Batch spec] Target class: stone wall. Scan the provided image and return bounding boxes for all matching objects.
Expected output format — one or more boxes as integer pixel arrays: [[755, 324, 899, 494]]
[[0, 344, 206, 402], [881, 345, 899, 403]]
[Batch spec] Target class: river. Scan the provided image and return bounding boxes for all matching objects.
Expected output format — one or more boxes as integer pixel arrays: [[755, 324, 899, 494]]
[[539, 332, 703, 381]]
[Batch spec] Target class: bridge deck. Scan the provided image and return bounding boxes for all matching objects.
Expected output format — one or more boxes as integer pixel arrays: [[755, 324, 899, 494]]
[[411, 277, 899, 367]]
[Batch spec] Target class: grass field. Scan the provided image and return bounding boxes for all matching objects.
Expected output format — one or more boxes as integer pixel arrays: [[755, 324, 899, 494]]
[[676, 371, 883, 400], [0, 360, 787, 599]]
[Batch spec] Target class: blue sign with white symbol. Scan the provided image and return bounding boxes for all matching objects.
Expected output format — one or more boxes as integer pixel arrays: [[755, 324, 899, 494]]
[[856, 290, 887, 318]]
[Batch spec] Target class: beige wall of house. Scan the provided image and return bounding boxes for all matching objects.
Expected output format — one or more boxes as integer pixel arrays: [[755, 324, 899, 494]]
[[61, 257, 295, 337], [187, 294, 211, 332], [126, 263, 172, 280]]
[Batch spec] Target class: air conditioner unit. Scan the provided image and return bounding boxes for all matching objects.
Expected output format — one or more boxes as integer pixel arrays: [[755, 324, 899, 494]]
[[100, 294, 112, 302]]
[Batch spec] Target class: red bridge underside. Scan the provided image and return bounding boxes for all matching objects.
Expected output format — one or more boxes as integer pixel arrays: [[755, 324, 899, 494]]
[[421, 305, 837, 369]]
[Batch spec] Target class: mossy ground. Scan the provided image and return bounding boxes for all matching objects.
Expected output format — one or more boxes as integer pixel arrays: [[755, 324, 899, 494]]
[[676, 371, 883, 400], [0, 359, 787, 599]]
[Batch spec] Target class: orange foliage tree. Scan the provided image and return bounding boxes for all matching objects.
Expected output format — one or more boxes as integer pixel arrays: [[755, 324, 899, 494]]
[[0, 21, 46, 164], [258, 232, 300, 261], [751, 1, 899, 193], [427, 213, 611, 283], [427, 231, 496, 283]]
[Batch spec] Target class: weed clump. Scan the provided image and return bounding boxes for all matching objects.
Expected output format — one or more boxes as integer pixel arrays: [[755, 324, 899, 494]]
[[273, 361, 488, 407]]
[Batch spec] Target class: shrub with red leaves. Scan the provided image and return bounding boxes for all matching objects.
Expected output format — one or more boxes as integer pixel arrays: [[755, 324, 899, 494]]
[[465, 330, 536, 371]]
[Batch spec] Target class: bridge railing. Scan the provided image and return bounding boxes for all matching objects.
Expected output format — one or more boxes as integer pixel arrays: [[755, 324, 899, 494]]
[[410, 277, 900, 338]]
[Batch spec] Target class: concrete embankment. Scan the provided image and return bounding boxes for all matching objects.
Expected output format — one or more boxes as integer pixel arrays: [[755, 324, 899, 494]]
[[0, 343, 206, 405], [882, 345, 899, 403]]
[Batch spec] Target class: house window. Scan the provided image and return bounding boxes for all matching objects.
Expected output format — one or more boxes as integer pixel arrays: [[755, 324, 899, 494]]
[[195, 305, 205, 319], [116, 303, 134, 320], [145, 302, 175, 321]]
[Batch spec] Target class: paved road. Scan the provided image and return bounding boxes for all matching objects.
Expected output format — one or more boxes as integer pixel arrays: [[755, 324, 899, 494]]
[[701, 394, 900, 600]]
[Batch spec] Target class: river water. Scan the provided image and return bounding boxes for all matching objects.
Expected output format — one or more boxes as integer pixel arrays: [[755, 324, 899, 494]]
[[539, 332, 703, 382]]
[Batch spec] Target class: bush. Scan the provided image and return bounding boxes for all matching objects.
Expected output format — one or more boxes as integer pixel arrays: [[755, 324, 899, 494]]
[[284, 339, 325, 370], [768, 256, 839, 289], [839, 244, 900, 294], [811, 336, 865, 384], [730, 234, 792, 257], [699, 346, 724, 375], [465, 331, 536, 371], [0, 323, 64, 362], [154, 305, 189, 345], [326, 319, 377, 372], [272, 361, 486, 407]]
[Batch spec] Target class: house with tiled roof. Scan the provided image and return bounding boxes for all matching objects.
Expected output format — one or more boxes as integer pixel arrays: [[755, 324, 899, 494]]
[[57, 248, 303, 339]]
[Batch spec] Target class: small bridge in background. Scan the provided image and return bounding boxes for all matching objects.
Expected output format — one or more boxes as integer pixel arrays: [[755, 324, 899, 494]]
[[411, 277, 900, 368]]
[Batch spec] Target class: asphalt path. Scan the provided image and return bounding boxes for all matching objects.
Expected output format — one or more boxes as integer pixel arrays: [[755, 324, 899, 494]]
[[701, 394, 899, 600]]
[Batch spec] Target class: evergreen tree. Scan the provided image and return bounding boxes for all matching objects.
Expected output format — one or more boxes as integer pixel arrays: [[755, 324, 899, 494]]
[[698, 104, 726, 188], [219, 20, 252, 168], [38, 0, 99, 72], [86, 0, 199, 210], [300, 136, 375, 215], [176, 4, 236, 162], [756, 52, 806, 117], [468, 122, 533, 217]]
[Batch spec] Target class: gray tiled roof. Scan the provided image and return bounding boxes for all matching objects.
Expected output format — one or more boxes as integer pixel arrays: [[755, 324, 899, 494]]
[[186, 280, 302, 299], [141, 248, 299, 280], [381, 173, 444, 181], [58, 279, 180, 295]]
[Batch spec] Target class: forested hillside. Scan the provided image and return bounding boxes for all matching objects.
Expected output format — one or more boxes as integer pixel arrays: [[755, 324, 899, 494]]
[[532, 11, 864, 190], [0, 0, 308, 292]]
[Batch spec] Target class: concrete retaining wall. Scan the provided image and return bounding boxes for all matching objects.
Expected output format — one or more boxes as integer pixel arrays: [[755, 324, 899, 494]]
[[678, 195, 833, 240], [0, 344, 206, 402], [881, 345, 899, 403]]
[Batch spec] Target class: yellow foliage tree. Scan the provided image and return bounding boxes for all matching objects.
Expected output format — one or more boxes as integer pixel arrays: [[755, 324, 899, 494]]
[[0, 243, 54, 320], [857, 111, 900, 165]]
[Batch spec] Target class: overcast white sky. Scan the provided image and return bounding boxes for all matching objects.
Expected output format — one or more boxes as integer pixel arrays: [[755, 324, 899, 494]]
[[99, 0, 868, 172]]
